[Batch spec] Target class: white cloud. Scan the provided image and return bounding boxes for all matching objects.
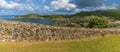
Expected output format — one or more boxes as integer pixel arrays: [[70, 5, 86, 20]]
[[25, 5, 34, 11], [0, 0, 118, 15], [97, 3, 118, 10], [0, 0, 24, 9], [42, 0, 118, 15], [44, 5, 50, 10], [49, 0, 77, 11], [74, 3, 118, 13], [73, 0, 118, 13], [0, 0, 40, 11], [44, 0, 118, 14]]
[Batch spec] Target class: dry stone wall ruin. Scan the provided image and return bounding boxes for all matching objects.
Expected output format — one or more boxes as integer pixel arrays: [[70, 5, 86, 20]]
[[0, 20, 120, 42]]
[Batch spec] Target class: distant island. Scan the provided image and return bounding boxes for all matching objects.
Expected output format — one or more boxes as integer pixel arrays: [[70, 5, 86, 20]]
[[15, 14, 42, 18], [15, 14, 65, 20]]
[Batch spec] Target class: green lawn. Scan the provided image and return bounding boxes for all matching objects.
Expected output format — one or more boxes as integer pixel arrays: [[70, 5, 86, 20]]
[[0, 35, 120, 52]]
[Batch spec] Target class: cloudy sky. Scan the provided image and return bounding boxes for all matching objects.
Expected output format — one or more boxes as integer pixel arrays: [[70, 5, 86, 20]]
[[0, 0, 119, 15]]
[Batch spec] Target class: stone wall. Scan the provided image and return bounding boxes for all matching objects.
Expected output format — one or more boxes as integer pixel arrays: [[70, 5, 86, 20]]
[[0, 20, 120, 41]]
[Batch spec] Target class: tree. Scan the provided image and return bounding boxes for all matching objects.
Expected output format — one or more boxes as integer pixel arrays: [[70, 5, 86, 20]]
[[49, 15, 64, 20], [88, 16, 109, 28]]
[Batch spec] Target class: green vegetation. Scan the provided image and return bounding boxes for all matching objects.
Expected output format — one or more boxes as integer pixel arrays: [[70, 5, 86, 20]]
[[15, 10, 120, 20], [0, 35, 120, 52], [15, 14, 65, 20], [72, 9, 120, 20], [56, 16, 110, 28], [87, 16, 109, 28], [14, 9, 120, 28], [15, 14, 42, 18], [48, 15, 65, 20]]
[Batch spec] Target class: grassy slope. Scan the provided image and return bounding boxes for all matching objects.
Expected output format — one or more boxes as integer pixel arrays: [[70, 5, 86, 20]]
[[72, 10, 120, 20], [0, 35, 120, 52]]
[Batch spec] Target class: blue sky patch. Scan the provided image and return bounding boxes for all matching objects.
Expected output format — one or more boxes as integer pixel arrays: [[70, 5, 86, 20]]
[[0, 0, 119, 15]]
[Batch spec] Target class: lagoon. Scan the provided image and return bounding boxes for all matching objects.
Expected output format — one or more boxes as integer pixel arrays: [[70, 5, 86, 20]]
[[0, 15, 56, 25]]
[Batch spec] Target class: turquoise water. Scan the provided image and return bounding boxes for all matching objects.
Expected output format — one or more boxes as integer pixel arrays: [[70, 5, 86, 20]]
[[0, 15, 56, 25]]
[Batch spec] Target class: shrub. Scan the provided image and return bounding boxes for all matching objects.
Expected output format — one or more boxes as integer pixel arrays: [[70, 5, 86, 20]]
[[87, 16, 109, 28], [49, 15, 64, 20]]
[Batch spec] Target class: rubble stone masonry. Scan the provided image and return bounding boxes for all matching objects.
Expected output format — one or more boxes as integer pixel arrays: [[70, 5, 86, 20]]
[[0, 20, 120, 42]]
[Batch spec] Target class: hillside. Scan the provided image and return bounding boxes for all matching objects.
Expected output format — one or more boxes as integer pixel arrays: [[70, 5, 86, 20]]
[[15, 14, 42, 18], [14, 10, 120, 20], [72, 9, 120, 20]]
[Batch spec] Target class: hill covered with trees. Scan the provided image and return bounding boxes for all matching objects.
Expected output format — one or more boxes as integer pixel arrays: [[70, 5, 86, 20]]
[[15, 14, 42, 18], [71, 9, 120, 20]]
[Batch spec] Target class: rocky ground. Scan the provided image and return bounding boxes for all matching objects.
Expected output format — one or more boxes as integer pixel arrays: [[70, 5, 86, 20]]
[[0, 20, 120, 42]]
